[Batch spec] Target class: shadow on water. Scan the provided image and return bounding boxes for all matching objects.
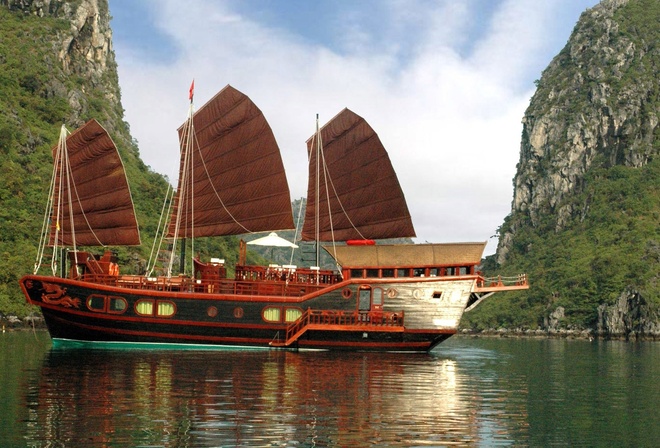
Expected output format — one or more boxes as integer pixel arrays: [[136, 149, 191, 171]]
[[2, 332, 658, 447]]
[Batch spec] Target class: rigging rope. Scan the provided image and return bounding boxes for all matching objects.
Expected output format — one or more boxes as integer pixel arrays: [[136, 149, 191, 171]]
[[167, 107, 194, 277], [195, 129, 253, 234], [63, 127, 78, 262], [289, 198, 305, 266], [34, 125, 68, 274], [311, 116, 363, 276], [67, 160, 107, 247], [145, 182, 174, 277]]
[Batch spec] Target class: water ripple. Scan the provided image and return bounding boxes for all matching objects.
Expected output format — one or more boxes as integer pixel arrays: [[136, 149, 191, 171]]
[[1, 333, 656, 447]]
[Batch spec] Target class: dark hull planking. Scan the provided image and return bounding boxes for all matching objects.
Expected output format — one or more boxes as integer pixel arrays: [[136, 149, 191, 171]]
[[21, 275, 456, 352]]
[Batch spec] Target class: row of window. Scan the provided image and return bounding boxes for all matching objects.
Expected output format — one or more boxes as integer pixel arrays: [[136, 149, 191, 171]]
[[348, 266, 473, 279], [86, 295, 175, 317], [85, 288, 426, 322], [263, 307, 303, 323], [86, 295, 302, 322]]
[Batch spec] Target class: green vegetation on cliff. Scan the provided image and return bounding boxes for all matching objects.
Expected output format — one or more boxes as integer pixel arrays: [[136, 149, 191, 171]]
[[0, 6, 257, 317], [463, 0, 659, 332], [469, 159, 659, 331]]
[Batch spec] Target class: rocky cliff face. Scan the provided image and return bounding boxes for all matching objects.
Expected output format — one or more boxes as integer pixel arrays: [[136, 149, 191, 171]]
[[498, 0, 658, 264], [0, 0, 120, 127], [597, 287, 660, 339], [0, 0, 169, 317], [489, 0, 659, 338]]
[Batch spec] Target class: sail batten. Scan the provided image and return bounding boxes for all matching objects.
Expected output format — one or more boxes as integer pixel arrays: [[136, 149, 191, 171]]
[[48, 119, 141, 247], [168, 85, 294, 238], [302, 108, 415, 242]]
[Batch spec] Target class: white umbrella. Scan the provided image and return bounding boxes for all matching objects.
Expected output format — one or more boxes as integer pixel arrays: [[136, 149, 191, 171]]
[[246, 232, 298, 248]]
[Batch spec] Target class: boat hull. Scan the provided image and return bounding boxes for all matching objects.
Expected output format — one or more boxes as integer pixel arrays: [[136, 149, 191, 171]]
[[20, 274, 469, 352]]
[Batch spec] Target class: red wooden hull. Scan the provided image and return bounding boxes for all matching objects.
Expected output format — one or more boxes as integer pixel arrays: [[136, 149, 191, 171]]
[[21, 274, 458, 352]]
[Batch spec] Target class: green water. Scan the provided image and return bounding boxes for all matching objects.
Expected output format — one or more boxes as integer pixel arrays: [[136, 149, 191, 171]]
[[1, 330, 657, 447]]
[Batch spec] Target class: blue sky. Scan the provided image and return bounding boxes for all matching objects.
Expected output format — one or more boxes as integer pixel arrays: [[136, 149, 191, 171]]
[[109, 0, 599, 254]]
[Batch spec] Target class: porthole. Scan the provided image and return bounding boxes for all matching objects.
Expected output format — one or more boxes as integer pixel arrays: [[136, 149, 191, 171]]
[[285, 308, 303, 322], [386, 288, 398, 299], [87, 294, 106, 312], [108, 296, 127, 314], [207, 306, 218, 318], [342, 288, 352, 299], [234, 307, 244, 318], [263, 307, 281, 322], [157, 301, 175, 317], [135, 299, 154, 316]]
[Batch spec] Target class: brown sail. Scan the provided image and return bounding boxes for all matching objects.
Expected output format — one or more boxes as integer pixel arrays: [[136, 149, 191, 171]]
[[167, 85, 294, 238], [302, 108, 415, 241], [49, 119, 140, 246]]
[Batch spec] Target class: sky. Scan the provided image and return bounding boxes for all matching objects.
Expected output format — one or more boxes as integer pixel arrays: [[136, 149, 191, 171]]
[[109, 0, 600, 255]]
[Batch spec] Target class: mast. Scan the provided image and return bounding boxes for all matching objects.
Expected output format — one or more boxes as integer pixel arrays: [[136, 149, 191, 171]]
[[314, 114, 321, 266], [168, 82, 196, 277]]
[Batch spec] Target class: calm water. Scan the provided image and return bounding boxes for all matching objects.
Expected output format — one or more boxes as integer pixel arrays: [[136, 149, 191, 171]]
[[0, 331, 657, 447]]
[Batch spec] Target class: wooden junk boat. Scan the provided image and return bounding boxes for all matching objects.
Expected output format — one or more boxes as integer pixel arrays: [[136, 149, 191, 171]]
[[20, 85, 528, 352]]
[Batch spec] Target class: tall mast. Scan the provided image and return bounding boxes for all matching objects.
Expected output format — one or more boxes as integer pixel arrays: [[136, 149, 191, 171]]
[[169, 80, 196, 276], [314, 114, 321, 266]]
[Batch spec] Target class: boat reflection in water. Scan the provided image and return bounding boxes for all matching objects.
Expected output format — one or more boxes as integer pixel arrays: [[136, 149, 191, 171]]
[[22, 347, 517, 446]]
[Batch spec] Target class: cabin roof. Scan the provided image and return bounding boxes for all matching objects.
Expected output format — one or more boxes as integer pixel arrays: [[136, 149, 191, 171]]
[[324, 242, 487, 268]]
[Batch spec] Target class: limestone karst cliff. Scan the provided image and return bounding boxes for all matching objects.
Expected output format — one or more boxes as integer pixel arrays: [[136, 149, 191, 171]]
[[470, 0, 659, 338], [0, 0, 254, 319], [0, 0, 170, 316], [0, 0, 137, 146], [499, 0, 657, 257]]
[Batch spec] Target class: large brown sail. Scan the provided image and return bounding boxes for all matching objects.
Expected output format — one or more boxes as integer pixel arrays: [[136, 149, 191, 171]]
[[49, 119, 141, 246], [168, 85, 294, 238], [302, 108, 415, 242]]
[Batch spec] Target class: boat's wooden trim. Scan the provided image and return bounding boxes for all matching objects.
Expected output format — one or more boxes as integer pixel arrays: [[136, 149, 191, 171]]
[[474, 274, 529, 292]]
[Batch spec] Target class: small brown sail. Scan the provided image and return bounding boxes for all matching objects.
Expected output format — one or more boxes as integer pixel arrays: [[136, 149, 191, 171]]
[[49, 119, 141, 246], [167, 85, 294, 238], [302, 108, 415, 242]]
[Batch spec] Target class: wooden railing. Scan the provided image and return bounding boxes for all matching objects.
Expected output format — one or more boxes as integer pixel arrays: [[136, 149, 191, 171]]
[[475, 274, 529, 291], [77, 274, 337, 296], [271, 308, 405, 347]]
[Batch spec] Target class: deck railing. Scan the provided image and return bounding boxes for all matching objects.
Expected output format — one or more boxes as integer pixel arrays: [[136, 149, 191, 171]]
[[476, 274, 528, 290], [77, 274, 336, 296], [274, 308, 405, 347]]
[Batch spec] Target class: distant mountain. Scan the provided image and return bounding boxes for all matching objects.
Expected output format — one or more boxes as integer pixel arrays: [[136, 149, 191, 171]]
[[465, 0, 659, 338]]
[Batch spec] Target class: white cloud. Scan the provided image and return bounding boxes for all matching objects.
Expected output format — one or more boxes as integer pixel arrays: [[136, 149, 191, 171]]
[[113, 0, 597, 255]]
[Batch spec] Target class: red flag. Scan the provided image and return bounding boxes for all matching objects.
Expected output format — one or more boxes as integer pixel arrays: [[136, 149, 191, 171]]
[[189, 79, 195, 102]]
